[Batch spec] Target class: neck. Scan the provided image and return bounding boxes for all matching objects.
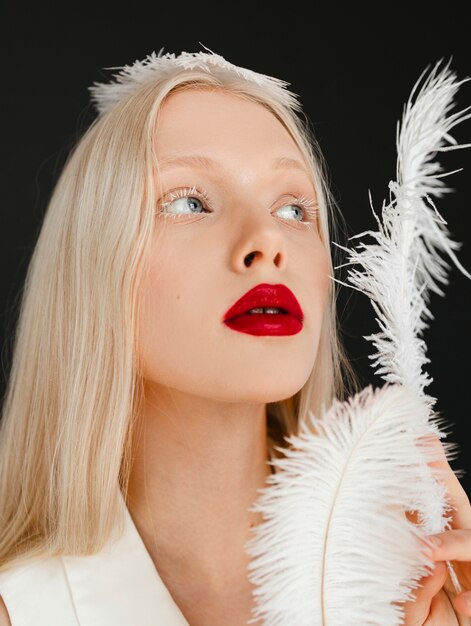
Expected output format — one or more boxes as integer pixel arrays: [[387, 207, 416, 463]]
[[126, 381, 272, 591]]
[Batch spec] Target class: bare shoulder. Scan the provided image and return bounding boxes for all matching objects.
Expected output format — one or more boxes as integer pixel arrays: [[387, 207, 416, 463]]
[[0, 596, 11, 626]]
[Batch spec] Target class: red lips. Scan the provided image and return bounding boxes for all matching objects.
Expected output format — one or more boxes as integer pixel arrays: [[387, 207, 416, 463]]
[[223, 283, 304, 336]]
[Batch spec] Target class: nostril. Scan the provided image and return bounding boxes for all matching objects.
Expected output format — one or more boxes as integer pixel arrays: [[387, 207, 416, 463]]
[[244, 251, 257, 267]]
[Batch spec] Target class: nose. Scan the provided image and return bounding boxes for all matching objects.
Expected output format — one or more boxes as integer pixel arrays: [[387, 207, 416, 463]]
[[230, 210, 287, 273]]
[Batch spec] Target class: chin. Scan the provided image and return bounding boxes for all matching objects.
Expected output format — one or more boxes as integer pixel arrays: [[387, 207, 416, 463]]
[[219, 374, 309, 404]]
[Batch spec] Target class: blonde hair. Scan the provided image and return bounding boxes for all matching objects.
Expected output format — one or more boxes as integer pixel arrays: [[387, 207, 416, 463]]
[[0, 66, 360, 570]]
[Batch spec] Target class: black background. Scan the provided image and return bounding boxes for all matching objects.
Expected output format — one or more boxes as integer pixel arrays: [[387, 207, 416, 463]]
[[1, 3, 470, 493]]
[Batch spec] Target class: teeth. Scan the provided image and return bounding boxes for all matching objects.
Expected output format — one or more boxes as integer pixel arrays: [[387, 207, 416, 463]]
[[247, 307, 284, 314]]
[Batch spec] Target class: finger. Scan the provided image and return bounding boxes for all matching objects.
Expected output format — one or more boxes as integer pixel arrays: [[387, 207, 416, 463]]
[[452, 591, 471, 618], [402, 561, 448, 625], [428, 588, 468, 623], [426, 529, 471, 562], [420, 435, 471, 529]]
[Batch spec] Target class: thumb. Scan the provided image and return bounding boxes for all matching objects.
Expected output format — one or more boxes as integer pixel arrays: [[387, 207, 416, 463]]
[[402, 561, 448, 625]]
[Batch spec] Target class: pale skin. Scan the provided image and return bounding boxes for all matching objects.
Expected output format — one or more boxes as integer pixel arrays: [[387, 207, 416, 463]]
[[127, 88, 330, 625], [1, 89, 470, 626]]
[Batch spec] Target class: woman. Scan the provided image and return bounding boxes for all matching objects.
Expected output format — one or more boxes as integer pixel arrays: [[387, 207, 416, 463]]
[[0, 50, 470, 625]]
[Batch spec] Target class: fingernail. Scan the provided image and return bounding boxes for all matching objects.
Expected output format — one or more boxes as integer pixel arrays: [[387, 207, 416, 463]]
[[419, 540, 433, 558], [427, 534, 442, 548], [420, 535, 441, 557]]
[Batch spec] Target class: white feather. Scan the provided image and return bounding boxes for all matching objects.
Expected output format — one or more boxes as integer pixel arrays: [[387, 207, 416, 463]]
[[245, 61, 470, 625], [88, 46, 300, 116], [246, 385, 449, 626], [333, 59, 471, 398]]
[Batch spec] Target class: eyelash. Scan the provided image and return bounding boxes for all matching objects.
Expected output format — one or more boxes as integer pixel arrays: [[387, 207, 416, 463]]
[[155, 186, 319, 228], [158, 186, 212, 214]]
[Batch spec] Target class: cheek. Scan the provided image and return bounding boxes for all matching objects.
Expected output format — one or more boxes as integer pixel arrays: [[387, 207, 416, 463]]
[[135, 236, 215, 385], [314, 247, 330, 288], [305, 241, 331, 308], [135, 243, 185, 380], [301, 243, 331, 351]]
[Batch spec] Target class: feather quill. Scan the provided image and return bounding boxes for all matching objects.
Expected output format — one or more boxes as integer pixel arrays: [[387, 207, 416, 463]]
[[245, 61, 471, 625]]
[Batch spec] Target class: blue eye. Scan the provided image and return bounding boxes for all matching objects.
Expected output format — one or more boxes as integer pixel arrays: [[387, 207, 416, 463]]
[[276, 203, 304, 222], [162, 196, 205, 215]]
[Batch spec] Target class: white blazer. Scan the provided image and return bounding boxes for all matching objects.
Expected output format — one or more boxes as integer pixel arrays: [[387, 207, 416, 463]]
[[0, 492, 190, 625]]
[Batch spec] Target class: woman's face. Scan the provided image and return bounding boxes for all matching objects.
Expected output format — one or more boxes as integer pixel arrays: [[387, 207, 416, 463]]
[[137, 88, 331, 404]]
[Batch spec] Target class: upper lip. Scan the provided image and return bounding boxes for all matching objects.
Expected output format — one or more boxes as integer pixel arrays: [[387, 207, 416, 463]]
[[223, 283, 304, 322]]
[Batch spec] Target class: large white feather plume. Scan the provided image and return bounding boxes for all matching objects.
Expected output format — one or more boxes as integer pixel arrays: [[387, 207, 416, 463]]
[[245, 61, 471, 626]]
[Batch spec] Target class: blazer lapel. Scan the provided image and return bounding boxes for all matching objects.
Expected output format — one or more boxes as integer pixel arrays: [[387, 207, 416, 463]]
[[62, 491, 189, 625]]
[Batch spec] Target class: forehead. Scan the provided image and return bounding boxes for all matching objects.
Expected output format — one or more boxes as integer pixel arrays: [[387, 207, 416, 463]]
[[154, 87, 305, 162]]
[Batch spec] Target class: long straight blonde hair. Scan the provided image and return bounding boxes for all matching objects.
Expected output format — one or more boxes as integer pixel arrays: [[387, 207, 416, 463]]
[[0, 65, 360, 571]]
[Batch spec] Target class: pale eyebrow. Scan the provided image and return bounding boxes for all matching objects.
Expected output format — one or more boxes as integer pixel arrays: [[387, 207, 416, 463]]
[[158, 154, 309, 173], [158, 154, 214, 170], [272, 156, 308, 172]]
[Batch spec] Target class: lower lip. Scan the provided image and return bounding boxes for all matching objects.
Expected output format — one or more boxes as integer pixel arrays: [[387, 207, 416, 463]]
[[223, 314, 303, 336]]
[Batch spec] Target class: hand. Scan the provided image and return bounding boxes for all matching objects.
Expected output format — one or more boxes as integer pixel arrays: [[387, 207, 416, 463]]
[[402, 435, 471, 625]]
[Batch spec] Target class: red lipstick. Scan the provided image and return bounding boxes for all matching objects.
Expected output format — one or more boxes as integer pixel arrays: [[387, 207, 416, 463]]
[[223, 283, 304, 336]]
